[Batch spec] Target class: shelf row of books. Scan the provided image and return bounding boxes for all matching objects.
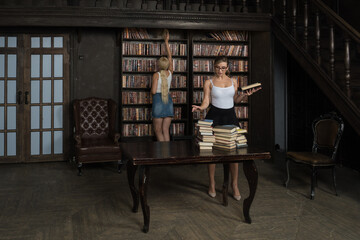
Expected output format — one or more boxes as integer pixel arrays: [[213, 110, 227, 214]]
[[170, 91, 187, 104], [123, 123, 153, 137], [239, 121, 248, 130], [123, 28, 248, 42], [193, 60, 248, 72], [193, 109, 207, 120], [123, 28, 150, 39], [122, 92, 151, 104], [235, 106, 248, 119], [122, 59, 187, 72], [193, 75, 248, 88], [122, 107, 182, 121], [123, 42, 187, 56], [207, 31, 248, 41], [193, 91, 204, 104], [122, 91, 187, 104], [123, 123, 185, 137], [193, 44, 248, 57], [170, 123, 185, 136], [122, 75, 187, 88]]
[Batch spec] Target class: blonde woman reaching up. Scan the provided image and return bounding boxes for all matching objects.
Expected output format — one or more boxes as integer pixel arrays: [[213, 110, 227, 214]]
[[151, 29, 173, 141]]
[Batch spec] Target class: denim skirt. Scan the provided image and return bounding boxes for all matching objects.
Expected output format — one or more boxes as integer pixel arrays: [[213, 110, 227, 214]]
[[152, 93, 174, 118]]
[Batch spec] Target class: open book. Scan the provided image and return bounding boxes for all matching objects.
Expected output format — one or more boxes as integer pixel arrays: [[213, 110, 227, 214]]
[[241, 82, 262, 91]]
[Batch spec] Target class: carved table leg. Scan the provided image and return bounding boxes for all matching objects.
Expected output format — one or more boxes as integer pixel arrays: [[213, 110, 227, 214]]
[[243, 160, 258, 224], [222, 163, 230, 206], [126, 160, 139, 212], [139, 165, 150, 233]]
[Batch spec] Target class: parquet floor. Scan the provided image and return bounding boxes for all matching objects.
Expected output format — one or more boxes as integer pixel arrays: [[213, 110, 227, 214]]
[[0, 156, 359, 240]]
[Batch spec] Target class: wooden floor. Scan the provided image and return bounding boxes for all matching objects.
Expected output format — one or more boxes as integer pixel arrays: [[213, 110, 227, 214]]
[[0, 156, 359, 240]]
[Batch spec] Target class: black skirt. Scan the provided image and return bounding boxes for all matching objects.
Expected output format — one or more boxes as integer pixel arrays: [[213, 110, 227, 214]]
[[205, 104, 239, 127]]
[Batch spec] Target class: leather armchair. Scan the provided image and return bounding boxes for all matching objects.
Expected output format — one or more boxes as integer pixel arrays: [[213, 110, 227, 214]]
[[73, 97, 122, 175]]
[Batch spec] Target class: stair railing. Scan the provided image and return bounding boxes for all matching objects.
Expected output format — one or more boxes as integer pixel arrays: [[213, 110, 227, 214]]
[[272, 0, 360, 103]]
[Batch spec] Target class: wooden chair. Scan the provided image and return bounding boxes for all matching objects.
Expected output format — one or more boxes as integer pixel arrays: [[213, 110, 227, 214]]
[[285, 112, 344, 199], [73, 97, 122, 175]]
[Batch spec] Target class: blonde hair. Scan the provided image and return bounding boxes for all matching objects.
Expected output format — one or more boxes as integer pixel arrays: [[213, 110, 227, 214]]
[[158, 57, 170, 103]]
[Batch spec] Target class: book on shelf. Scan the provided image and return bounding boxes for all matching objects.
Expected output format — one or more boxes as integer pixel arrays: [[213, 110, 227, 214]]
[[241, 82, 262, 91]]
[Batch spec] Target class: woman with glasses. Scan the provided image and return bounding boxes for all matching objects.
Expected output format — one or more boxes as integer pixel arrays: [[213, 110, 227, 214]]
[[192, 56, 261, 200]]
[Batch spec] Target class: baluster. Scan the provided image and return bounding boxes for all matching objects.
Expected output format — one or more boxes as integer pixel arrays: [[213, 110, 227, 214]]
[[256, 0, 261, 13], [242, 0, 248, 13], [186, 0, 190, 11], [303, 0, 308, 50], [171, 0, 178, 10], [282, 0, 287, 27], [229, 0, 234, 12], [156, 0, 163, 10], [344, 37, 351, 98], [200, 0, 206, 11], [272, 0, 276, 16], [214, 0, 220, 12], [141, 0, 147, 10], [329, 23, 335, 81], [315, 9, 321, 65], [292, 0, 296, 38]]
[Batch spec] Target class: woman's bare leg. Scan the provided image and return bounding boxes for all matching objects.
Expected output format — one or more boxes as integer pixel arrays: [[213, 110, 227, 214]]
[[162, 117, 172, 141], [208, 164, 216, 195], [230, 163, 240, 198], [153, 118, 165, 141]]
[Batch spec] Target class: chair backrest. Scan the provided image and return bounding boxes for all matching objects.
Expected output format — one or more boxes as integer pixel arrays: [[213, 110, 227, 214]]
[[312, 112, 344, 161], [73, 97, 117, 139]]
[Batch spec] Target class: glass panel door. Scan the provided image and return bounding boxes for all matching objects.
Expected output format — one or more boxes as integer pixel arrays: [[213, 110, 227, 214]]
[[26, 35, 69, 162], [0, 33, 69, 163], [0, 35, 21, 162]]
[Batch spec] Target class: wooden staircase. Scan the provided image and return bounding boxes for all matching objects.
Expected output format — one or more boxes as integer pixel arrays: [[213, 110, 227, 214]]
[[271, 0, 360, 135]]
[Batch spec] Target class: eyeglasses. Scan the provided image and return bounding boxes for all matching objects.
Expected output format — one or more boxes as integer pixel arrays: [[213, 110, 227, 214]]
[[215, 66, 228, 71]]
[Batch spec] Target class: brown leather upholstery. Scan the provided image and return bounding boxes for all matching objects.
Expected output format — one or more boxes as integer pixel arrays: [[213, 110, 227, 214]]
[[73, 97, 121, 175], [285, 112, 344, 200], [287, 151, 334, 165]]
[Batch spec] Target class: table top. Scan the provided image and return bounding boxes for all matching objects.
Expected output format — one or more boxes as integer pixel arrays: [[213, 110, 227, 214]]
[[120, 140, 271, 166]]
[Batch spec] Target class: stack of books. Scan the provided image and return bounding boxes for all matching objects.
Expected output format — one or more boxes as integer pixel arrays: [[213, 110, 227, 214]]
[[195, 119, 215, 150], [212, 125, 238, 150], [236, 127, 248, 148]]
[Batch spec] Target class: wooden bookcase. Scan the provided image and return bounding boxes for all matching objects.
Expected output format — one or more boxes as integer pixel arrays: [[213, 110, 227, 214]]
[[120, 28, 190, 140], [119, 28, 252, 140], [190, 30, 250, 134]]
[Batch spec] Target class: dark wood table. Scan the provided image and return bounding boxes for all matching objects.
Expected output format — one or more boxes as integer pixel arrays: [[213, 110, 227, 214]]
[[120, 140, 271, 233]]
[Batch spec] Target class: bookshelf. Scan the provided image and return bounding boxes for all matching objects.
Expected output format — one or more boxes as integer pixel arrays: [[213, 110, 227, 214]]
[[191, 30, 250, 133], [120, 28, 189, 139], [119, 28, 252, 140]]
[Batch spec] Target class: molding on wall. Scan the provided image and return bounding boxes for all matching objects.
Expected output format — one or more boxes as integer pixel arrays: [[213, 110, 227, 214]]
[[0, 8, 271, 31]]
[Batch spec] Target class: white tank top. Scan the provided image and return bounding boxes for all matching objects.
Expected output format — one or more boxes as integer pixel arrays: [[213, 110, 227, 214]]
[[156, 70, 172, 93], [210, 79, 235, 109]]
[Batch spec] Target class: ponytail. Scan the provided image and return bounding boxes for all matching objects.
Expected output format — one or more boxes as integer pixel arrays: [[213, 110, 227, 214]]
[[160, 70, 169, 103]]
